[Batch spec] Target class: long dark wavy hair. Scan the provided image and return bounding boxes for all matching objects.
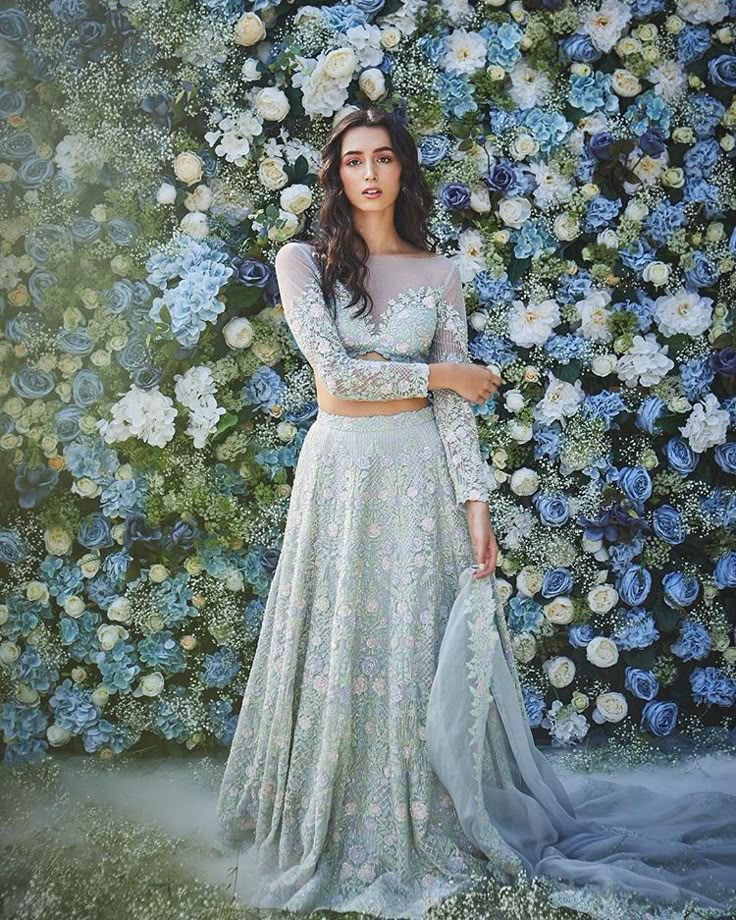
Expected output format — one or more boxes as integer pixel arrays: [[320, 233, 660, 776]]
[[304, 106, 439, 320]]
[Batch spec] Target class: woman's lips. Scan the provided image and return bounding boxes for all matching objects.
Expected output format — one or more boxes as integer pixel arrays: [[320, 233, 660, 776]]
[[362, 189, 382, 197]]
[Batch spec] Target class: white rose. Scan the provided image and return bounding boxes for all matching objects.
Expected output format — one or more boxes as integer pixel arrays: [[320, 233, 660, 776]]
[[47, 724, 73, 747], [469, 185, 491, 213], [16, 684, 38, 705], [71, 476, 102, 498], [642, 260, 670, 286], [179, 211, 208, 237], [255, 86, 290, 122], [107, 596, 132, 623], [234, 12, 266, 46], [358, 68, 386, 101], [593, 691, 628, 723], [510, 134, 539, 159], [26, 580, 49, 604], [612, 68, 641, 96], [79, 553, 101, 577], [173, 151, 203, 186], [586, 635, 620, 667], [149, 564, 169, 583], [591, 353, 617, 377], [225, 570, 245, 592], [380, 26, 402, 50], [0, 604, 8, 626], [516, 565, 544, 596], [280, 183, 312, 215], [183, 184, 213, 212], [498, 196, 532, 229], [44, 526, 72, 556], [544, 596, 575, 624], [241, 59, 262, 82], [494, 578, 513, 606], [543, 655, 576, 688], [64, 595, 86, 618], [156, 182, 177, 205], [324, 47, 357, 81], [223, 316, 255, 349], [0, 641, 20, 665], [508, 420, 534, 443], [587, 583, 619, 614], [97, 624, 127, 651], [258, 156, 289, 191], [553, 213, 580, 241], [624, 199, 649, 221], [509, 467, 540, 496], [135, 672, 165, 698], [91, 686, 110, 707], [504, 389, 526, 413], [277, 420, 297, 442]]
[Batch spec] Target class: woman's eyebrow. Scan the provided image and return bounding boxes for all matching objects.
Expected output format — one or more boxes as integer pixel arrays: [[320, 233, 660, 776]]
[[342, 146, 395, 155]]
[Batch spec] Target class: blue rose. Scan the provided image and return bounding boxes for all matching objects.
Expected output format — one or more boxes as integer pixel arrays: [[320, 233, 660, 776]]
[[0, 413, 13, 437], [534, 494, 570, 527], [523, 687, 547, 728], [78, 512, 114, 550], [542, 567, 574, 598], [56, 328, 94, 355], [0, 88, 24, 119], [624, 667, 659, 701], [105, 218, 140, 246], [641, 700, 677, 737], [639, 127, 666, 157], [131, 365, 161, 390], [17, 156, 54, 189], [714, 442, 736, 474], [69, 216, 101, 245], [616, 565, 652, 607], [568, 624, 594, 648], [710, 347, 736, 376], [54, 406, 85, 443], [635, 395, 665, 434], [14, 462, 60, 509], [123, 512, 162, 550], [28, 268, 59, 308], [671, 618, 711, 661], [616, 466, 652, 505], [72, 368, 104, 407], [10, 366, 55, 399], [708, 54, 736, 89], [664, 437, 699, 475], [486, 163, 516, 192], [559, 33, 602, 64], [103, 279, 134, 315], [232, 256, 270, 288], [652, 504, 686, 545], [662, 571, 700, 608], [0, 528, 28, 564], [418, 134, 450, 168], [589, 131, 613, 160], [440, 181, 471, 210], [117, 337, 148, 371], [714, 552, 736, 589], [684, 250, 719, 289]]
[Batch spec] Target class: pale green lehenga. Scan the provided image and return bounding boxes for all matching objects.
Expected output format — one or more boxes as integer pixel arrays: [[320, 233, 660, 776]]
[[216, 243, 736, 919]]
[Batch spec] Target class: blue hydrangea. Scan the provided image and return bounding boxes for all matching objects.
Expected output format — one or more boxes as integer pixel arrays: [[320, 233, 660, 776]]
[[151, 571, 196, 627], [583, 195, 622, 233], [581, 390, 627, 430], [671, 618, 712, 661], [557, 270, 592, 304], [625, 90, 671, 137], [0, 702, 48, 764], [522, 687, 547, 728], [533, 422, 562, 460], [513, 220, 556, 259], [473, 271, 517, 306], [100, 477, 147, 519], [63, 436, 119, 483], [137, 630, 187, 674], [242, 365, 287, 413], [687, 92, 726, 139], [94, 639, 140, 693], [681, 357, 715, 402], [321, 3, 367, 30], [59, 610, 102, 663], [568, 71, 618, 114], [619, 239, 657, 275], [520, 107, 572, 154], [484, 21, 523, 71], [201, 646, 241, 688], [13, 646, 60, 693], [683, 138, 720, 177], [208, 699, 239, 747], [48, 677, 100, 733], [39, 556, 84, 605], [544, 334, 591, 364], [469, 334, 517, 368], [690, 667, 736, 708], [645, 201, 687, 246], [437, 70, 477, 118], [611, 294, 655, 332], [83, 719, 135, 754], [677, 25, 711, 65], [612, 607, 660, 650]]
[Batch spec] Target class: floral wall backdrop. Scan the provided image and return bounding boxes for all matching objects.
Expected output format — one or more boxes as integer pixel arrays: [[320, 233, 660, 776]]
[[1, 0, 735, 765]]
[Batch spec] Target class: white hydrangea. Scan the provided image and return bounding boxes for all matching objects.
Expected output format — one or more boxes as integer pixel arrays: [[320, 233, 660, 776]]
[[97, 386, 177, 448], [345, 24, 385, 68], [576, 289, 613, 342], [653, 288, 713, 338], [616, 333, 675, 388], [507, 298, 560, 348], [534, 372, 584, 426], [53, 133, 106, 180], [581, 0, 632, 52], [442, 27, 487, 74], [508, 60, 552, 109], [293, 48, 356, 117], [528, 161, 574, 210], [174, 366, 227, 449], [205, 109, 264, 166], [676, 0, 729, 24], [648, 61, 688, 101], [679, 393, 730, 453], [543, 700, 590, 744]]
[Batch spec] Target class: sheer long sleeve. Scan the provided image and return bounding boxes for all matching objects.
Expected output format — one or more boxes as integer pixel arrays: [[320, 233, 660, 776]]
[[274, 242, 430, 401], [429, 262, 491, 506]]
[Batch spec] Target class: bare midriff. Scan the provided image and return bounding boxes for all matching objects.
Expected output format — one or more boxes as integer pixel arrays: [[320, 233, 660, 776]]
[[316, 352, 430, 416]]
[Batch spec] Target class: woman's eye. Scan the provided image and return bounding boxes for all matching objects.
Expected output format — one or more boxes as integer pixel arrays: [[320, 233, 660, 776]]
[[346, 157, 392, 166]]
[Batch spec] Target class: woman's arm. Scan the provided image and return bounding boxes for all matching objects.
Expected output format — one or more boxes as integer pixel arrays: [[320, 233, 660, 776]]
[[428, 262, 492, 507], [275, 242, 437, 402]]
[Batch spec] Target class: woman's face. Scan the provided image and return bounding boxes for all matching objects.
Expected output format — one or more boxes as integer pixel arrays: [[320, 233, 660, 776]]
[[338, 125, 403, 212]]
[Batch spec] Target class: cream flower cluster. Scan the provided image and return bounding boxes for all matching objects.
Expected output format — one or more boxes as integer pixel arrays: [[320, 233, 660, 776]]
[[174, 365, 227, 449], [97, 386, 178, 449]]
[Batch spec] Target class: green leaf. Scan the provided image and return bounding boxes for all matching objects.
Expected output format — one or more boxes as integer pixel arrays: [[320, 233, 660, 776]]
[[214, 413, 239, 438], [552, 361, 581, 383], [651, 600, 680, 633]]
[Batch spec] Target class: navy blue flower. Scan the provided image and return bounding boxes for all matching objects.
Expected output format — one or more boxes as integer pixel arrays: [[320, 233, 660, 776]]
[[639, 127, 666, 157], [710, 347, 736, 376], [523, 687, 547, 727], [589, 131, 613, 160], [641, 700, 677, 737], [14, 462, 59, 509], [439, 181, 471, 210]]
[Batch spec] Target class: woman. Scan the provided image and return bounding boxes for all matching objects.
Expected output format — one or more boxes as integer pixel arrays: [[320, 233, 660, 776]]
[[217, 107, 736, 919]]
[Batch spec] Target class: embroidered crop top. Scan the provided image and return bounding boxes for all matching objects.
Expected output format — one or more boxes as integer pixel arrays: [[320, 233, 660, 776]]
[[273, 240, 491, 506]]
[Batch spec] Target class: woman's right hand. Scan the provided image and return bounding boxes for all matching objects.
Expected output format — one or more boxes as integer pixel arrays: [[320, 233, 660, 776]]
[[451, 364, 502, 404]]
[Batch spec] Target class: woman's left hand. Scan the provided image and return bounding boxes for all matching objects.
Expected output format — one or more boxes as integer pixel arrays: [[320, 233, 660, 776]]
[[466, 501, 498, 579]]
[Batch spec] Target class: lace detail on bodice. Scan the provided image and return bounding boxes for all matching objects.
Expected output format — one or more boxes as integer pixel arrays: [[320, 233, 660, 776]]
[[274, 241, 491, 506]]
